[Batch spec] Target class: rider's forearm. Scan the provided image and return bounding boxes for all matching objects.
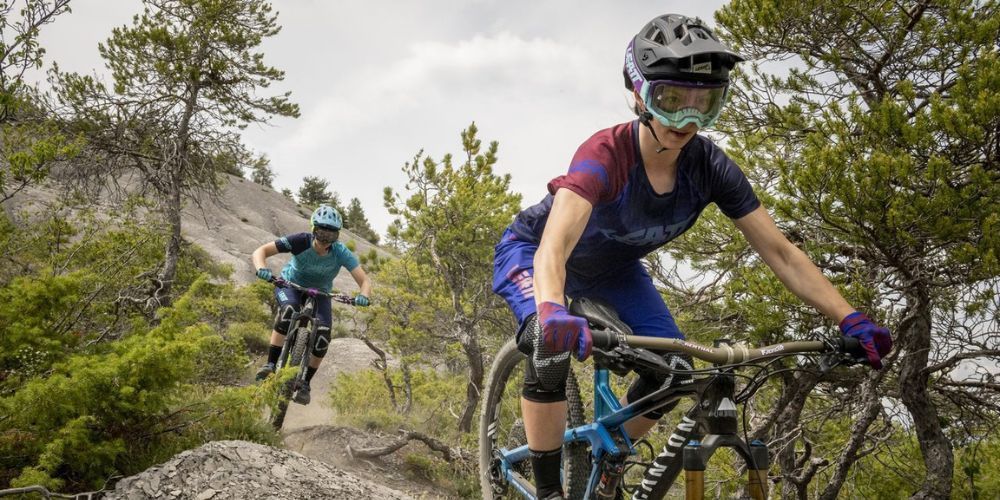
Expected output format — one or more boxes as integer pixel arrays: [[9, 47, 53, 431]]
[[533, 249, 569, 306], [766, 244, 855, 322], [533, 189, 592, 307], [251, 246, 268, 270]]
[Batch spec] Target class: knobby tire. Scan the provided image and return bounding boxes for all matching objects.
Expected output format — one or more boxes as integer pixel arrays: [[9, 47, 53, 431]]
[[479, 339, 589, 499]]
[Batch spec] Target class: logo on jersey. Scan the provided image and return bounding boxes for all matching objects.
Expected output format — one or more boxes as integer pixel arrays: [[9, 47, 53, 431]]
[[599, 212, 698, 246]]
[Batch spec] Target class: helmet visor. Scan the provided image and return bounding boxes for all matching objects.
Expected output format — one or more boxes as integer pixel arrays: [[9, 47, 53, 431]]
[[643, 79, 729, 129]]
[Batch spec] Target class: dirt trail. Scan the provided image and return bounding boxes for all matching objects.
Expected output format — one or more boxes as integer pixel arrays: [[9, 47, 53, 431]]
[[278, 337, 379, 433], [274, 337, 450, 499]]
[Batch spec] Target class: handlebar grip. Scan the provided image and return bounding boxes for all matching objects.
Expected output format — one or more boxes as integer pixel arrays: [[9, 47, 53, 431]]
[[590, 329, 619, 350], [838, 336, 864, 357]]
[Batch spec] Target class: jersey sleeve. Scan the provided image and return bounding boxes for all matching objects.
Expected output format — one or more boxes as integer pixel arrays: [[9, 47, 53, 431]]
[[338, 244, 360, 272], [274, 233, 312, 254], [547, 126, 631, 206], [707, 145, 760, 219]]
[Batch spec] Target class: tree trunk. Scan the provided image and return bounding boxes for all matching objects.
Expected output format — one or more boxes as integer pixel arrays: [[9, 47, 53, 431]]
[[898, 290, 953, 499], [769, 372, 819, 499], [818, 371, 886, 500], [457, 327, 484, 433], [153, 172, 183, 308]]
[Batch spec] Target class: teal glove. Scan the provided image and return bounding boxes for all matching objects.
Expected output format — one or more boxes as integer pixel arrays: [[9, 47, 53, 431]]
[[256, 268, 272, 281], [354, 294, 370, 307]]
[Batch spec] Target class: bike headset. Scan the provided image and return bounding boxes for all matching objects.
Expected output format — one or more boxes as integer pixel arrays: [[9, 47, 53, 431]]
[[623, 14, 745, 152]]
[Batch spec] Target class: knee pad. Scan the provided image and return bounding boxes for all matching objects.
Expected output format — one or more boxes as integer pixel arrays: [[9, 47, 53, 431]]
[[272, 304, 298, 334], [312, 325, 331, 358], [626, 352, 694, 420], [519, 315, 571, 403]]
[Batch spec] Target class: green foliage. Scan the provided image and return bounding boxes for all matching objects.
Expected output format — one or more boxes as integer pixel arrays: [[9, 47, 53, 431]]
[[0, 209, 278, 491], [329, 368, 468, 438], [643, 1, 1000, 497]]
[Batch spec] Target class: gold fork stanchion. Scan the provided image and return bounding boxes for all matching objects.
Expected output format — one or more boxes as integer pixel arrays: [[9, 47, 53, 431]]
[[747, 440, 770, 500], [684, 441, 706, 500]]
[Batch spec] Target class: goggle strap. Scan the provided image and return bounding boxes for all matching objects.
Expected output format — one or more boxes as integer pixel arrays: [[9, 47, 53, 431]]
[[638, 112, 670, 154]]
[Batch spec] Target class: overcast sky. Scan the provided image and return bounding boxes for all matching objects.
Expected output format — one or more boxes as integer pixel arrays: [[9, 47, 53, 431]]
[[34, 0, 730, 233]]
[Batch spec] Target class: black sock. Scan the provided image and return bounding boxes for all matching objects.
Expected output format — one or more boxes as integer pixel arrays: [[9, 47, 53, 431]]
[[529, 447, 563, 498], [267, 345, 282, 365], [305, 367, 318, 382]]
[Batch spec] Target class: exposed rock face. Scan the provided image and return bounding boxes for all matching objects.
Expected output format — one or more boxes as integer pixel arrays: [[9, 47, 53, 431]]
[[6, 172, 392, 289], [104, 440, 411, 500]]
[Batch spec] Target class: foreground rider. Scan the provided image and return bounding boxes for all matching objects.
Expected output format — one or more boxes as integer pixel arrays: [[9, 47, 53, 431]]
[[491, 14, 892, 499], [252, 204, 372, 404]]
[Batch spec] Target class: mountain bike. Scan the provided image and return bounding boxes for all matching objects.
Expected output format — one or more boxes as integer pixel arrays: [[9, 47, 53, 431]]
[[267, 278, 356, 429], [478, 297, 865, 499]]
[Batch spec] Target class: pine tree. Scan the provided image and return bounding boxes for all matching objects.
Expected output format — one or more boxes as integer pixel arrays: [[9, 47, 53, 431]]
[[297, 176, 330, 208], [250, 155, 275, 188], [54, 0, 299, 307], [381, 123, 522, 431], [344, 197, 379, 244], [649, 1, 1000, 497]]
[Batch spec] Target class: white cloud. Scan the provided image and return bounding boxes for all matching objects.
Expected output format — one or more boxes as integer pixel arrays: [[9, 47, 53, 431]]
[[33, 0, 733, 233]]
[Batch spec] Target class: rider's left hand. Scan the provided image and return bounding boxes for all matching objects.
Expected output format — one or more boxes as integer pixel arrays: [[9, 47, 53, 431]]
[[354, 294, 370, 307], [839, 311, 892, 370]]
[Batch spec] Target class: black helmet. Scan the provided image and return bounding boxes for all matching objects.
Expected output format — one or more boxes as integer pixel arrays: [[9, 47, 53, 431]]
[[624, 14, 744, 90]]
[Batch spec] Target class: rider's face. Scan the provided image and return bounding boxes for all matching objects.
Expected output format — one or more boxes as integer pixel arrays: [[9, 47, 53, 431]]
[[313, 227, 339, 246]]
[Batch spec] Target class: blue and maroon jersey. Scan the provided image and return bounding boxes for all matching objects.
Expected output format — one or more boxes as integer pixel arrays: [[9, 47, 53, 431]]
[[275, 233, 359, 293], [509, 120, 759, 279]]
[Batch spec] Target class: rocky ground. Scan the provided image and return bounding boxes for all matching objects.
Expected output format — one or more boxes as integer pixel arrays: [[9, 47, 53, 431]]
[[103, 440, 410, 500]]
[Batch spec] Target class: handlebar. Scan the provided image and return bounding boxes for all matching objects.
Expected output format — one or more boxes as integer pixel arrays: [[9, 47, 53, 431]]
[[591, 330, 863, 365], [269, 277, 356, 305]]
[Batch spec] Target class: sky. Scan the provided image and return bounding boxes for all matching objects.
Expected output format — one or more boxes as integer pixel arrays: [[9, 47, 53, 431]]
[[33, 0, 731, 234]]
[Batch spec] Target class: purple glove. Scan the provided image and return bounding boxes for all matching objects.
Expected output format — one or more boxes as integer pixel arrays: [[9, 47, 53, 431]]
[[839, 311, 892, 370], [538, 302, 593, 361]]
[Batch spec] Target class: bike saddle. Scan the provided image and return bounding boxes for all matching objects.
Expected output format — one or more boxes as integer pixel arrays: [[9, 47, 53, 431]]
[[569, 297, 633, 335]]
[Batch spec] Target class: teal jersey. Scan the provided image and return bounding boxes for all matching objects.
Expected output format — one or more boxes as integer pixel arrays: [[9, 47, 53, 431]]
[[275, 232, 359, 293]]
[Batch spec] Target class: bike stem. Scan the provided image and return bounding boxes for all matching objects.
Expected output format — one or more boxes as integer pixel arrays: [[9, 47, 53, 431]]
[[682, 341, 769, 500]]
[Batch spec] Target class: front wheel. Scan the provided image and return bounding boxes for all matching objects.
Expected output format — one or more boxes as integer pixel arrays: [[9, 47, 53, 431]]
[[479, 339, 590, 499]]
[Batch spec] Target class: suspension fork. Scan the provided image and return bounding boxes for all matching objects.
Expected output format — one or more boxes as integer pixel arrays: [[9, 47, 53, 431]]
[[277, 308, 303, 369], [632, 405, 702, 500]]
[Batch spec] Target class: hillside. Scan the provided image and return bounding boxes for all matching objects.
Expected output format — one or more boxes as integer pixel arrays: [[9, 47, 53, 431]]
[[6, 172, 391, 291]]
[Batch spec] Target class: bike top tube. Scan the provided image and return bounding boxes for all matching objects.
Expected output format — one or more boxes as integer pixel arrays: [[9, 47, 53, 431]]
[[269, 278, 355, 305], [590, 330, 861, 365]]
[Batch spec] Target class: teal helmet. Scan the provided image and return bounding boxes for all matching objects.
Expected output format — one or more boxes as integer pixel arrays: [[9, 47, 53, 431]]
[[310, 205, 342, 231]]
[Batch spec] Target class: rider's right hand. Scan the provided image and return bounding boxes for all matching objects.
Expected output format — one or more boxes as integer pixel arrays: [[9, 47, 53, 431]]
[[256, 267, 272, 282], [538, 301, 593, 361], [839, 311, 892, 370]]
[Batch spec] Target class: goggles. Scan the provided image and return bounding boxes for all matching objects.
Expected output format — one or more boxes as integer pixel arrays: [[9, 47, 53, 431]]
[[640, 79, 729, 129], [312, 226, 340, 244]]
